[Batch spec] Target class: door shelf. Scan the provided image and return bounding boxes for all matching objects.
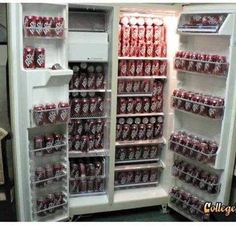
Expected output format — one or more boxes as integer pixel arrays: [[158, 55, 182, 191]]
[[172, 166, 221, 194], [31, 172, 67, 185], [69, 89, 111, 93], [115, 162, 164, 172], [33, 201, 67, 215], [118, 76, 167, 80], [117, 112, 164, 118], [114, 181, 159, 189], [69, 150, 109, 158], [176, 69, 227, 79], [118, 57, 168, 61], [29, 143, 67, 153], [116, 137, 166, 146], [115, 158, 160, 164], [24, 27, 66, 39]]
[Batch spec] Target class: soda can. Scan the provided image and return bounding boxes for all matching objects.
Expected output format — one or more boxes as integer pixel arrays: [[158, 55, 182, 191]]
[[118, 39, 122, 57], [122, 41, 130, 57], [142, 170, 150, 183], [37, 197, 47, 216], [156, 95, 163, 112], [34, 135, 45, 150], [118, 98, 127, 114], [97, 97, 104, 114], [68, 135, 73, 151], [143, 97, 150, 113], [74, 119, 84, 135], [87, 73, 96, 89], [81, 98, 90, 115], [94, 178, 105, 192], [116, 124, 123, 141], [52, 16, 64, 37], [153, 25, 163, 42], [134, 97, 143, 113], [35, 166, 46, 182], [79, 73, 87, 89], [145, 25, 154, 43], [35, 16, 43, 36], [127, 60, 136, 76], [127, 147, 135, 160], [88, 135, 95, 151], [122, 124, 131, 141], [42, 16, 53, 36], [126, 97, 135, 114], [151, 60, 160, 75], [153, 42, 162, 57], [89, 97, 98, 115], [80, 135, 89, 152], [130, 124, 138, 140], [161, 42, 167, 57], [95, 134, 103, 149], [136, 60, 144, 76], [23, 47, 35, 69], [138, 124, 146, 140], [121, 24, 130, 43], [119, 60, 128, 77], [135, 147, 142, 160], [125, 80, 133, 93], [138, 42, 146, 57], [80, 178, 88, 193], [96, 72, 105, 89], [132, 80, 141, 93], [146, 42, 154, 57], [73, 135, 81, 151], [159, 61, 167, 76], [24, 16, 36, 36], [134, 170, 142, 184], [150, 169, 158, 182], [146, 123, 154, 139], [130, 20, 138, 43], [144, 60, 152, 76], [35, 48, 45, 68], [150, 97, 157, 113], [54, 192, 64, 206], [154, 123, 163, 138], [45, 164, 54, 180], [130, 42, 138, 57], [44, 134, 54, 154], [137, 18, 145, 43], [150, 146, 158, 159], [45, 103, 57, 124], [118, 80, 125, 93], [58, 102, 69, 122]]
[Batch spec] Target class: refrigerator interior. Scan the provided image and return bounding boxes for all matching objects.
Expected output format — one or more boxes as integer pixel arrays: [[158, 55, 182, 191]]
[[8, 2, 236, 222]]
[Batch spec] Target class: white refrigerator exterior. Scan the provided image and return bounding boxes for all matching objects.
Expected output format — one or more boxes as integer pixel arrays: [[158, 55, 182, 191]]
[[8, 2, 236, 222]]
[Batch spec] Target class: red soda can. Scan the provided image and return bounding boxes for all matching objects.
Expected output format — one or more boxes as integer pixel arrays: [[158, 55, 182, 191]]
[[153, 25, 165, 42], [87, 73, 96, 89], [144, 60, 152, 76], [150, 97, 157, 112], [156, 96, 163, 112], [96, 119, 104, 134], [135, 60, 144, 76], [125, 80, 133, 93], [81, 98, 90, 115], [97, 97, 104, 114], [23, 47, 35, 69], [159, 61, 167, 76], [35, 16, 43, 36], [127, 60, 136, 76], [35, 166, 46, 182], [45, 134, 54, 154], [121, 24, 130, 43], [153, 42, 162, 57], [119, 60, 128, 76], [80, 135, 88, 152], [95, 134, 103, 149], [138, 124, 146, 140], [127, 98, 135, 114], [146, 123, 154, 139], [151, 60, 160, 75], [52, 16, 64, 37], [153, 80, 164, 96], [130, 17, 138, 43], [74, 119, 84, 135], [88, 135, 95, 151], [134, 97, 143, 113], [37, 197, 47, 216], [118, 98, 127, 114], [34, 135, 45, 149], [130, 42, 138, 57], [141, 80, 150, 93], [73, 135, 80, 151], [42, 16, 53, 36], [45, 164, 54, 179], [143, 97, 150, 113], [145, 25, 154, 43], [89, 97, 98, 115], [33, 104, 46, 126], [58, 102, 69, 122], [95, 72, 104, 89], [116, 124, 123, 141], [68, 135, 73, 151], [122, 124, 131, 141], [122, 41, 130, 57], [146, 42, 154, 57], [79, 73, 87, 89], [71, 98, 81, 117], [161, 42, 167, 57], [45, 103, 57, 124], [154, 123, 163, 138], [130, 124, 139, 140], [137, 17, 145, 42], [24, 16, 36, 36], [54, 133, 63, 152], [142, 146, 150, 158], [118, 80, 125, 93], [35, 48, 45, 68], [133, 80, 141, 93], [85, 119, 96, 135], [138, 42, 146, 57]]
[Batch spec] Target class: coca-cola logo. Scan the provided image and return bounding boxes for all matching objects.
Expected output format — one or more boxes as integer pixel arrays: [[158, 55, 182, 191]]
[[36, 21, 43, 35], [77, 125, 83, 134], [192, 103, 200, 112], [90, 103, 96, 113], [127, 103, 133, 112], [82, 78, 87, 89], [151, 102, 157, 111], [136, 65, 142, 74], [29, 21, 36, 35], [120, 152, 126, 160], [188, 61, 194, 70], [43, 22, 51, 35], [213, 64, 221, 73], [136, 103, 142, 112], [209, 108, 216, 117], [99, 102, 104, 112], [144, 83, 149, 93], [37, 53, 45, 66], [122, 129, 128, 139], [147, 46, 152, 55], [146, 128, 153, 138], [144, 103, 150, 112], [142, 174, 149, 182], [145, 65, 151, 74], [146, 29, 152, 39], [74, 78, 79, 88], [131, 129, 138, 139], [204, 63, 210, 72], [34, 112, 44, 125], [88, 77, 95, 87], [130, 64, 135, 75], [118, 82, 125, 92], [126, 83, 132, 92], [74, 104, 80, 113], [160, 65, 165, 74], [121, 65, 127, 74], [138, 129, 145, 139], [135, 174, 141, 183], [133, 82, 139, 92], [154, 125, 161, 136], [196, 62, 203, 72], [25, 53, 34, 67], [82, 103, 89, 114], [95, 136, 101, 146], [185, 102, 191, 110], [140, 46, 146, 56], [88, 140, 94, 149]]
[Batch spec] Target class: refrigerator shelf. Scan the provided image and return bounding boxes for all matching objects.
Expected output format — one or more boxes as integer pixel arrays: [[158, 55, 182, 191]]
[[116, 137, 166, 146], [69, 89, 111, 93], [117, 93, 152, 97], [114, 181, 159, 189], [118, 57, 168, 61], [172, 166, 221, 194], [69, 149, 109, 158], [70, 175, 105, 180], [29, 143, 67, 153], [115, 158, 160, 164], [31, 172, 67, 185], [177, 25, 220, 33], [116, 112, 164, 117], [70, 191, 106, 197], [70, 114, 108, 120], [118, 76, 167, 80], [24, 27, 66, 39], [33, 201, 67, 215], [176, 69, 227, 79], [115, 162, 164, 171]]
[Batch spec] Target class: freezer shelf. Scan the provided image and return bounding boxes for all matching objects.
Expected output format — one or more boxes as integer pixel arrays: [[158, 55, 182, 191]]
[[177, 69, 227, 79], [116, 137, 166, 146], [69, 149, 109, 158]]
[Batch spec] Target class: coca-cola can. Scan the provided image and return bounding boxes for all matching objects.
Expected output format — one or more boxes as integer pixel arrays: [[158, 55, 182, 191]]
[[96, 72, 105, 89], [127, 60, 136, 76], [156, 95, 163, 112], [116, 148, 126, 161], [79, 73, 87, 89], [35, 48, 45, 68], [134, 97, 143, 113], [130, 22, 138, 43], [138, 42, 146, 57], [96, 119, 104, 134], [35, 16, 43, 36], [138, 124, 146, 140], [143, 97, 150, 113], [34, 135, 45, 150], [37, 197, 47, 216], [134, 170, 142, 184], [134, 146, 142, 159], [126, 97, 135, 114], [89, 97, 98, 115], [118, 39, 122, 57], [145, 25, 154, 43], [144, 60, 152, 76], [154, 123, 163, 138], [97, 97, 104, 114], [68, 135, 73, 151], [137, 18, 145, 43], [23, 47, 35, 69], [80, 178, 87, 193], [94, 178, 105, 192], [141, 80, 150, 93], [45, 164, 54, 180], [45, 134, 54, 154], [45, 103, 57, 124], [80, 135, 88, 152], [116, 124, 122, 141], [81, 98, 90, 115], [88, 135, 95, 151], [121, 24, 130, 43], [133, 80, 141, 93], [151, 60, 160, 75], [122, 124, 131, 141], [159, 61, 167, 76], [150, 97, 157, 113], [153, 42, 162, 57], [52, 16, 64, 37], [161, 42, 167, 57], [119, 60, 127, 76], [24, 16, 36, 36], [146, 123, 154, 139], [73, 135, 81, 151], [53, 162, 63, 178], [42, 16, 53, 36], [74, 119, 84, 135], [127, 147, 135, 160], [130, 124, 138, 140], [122, 41, 130, 57], [95, 134, 103, 149], [135, 60, 144, 76], [118, 80, 125, 93], [130, 42, 138, 57], [154, 25, 165, 42], [118, 98, 127, 114], [146, 42, 154, 57], [58, 102, 69, 122], [150, 146, 158, 158], [35, 166, 46, 182]]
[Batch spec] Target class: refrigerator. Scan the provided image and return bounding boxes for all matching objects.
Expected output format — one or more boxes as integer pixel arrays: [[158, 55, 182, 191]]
[[7, 2, 236, 222]]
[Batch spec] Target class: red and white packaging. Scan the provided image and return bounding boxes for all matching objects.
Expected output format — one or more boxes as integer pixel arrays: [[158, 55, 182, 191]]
[[24, 16, 36, 36], [150, 97, 157, 113], [116, 124, 123, 140], [146, 42, 154, 57], [127, 60, 136, 76], [81, 98, 90, 115], [121, 24, 131, 43], [145, 18, 153, 43], [159, 61, 167, 76], [87, 73, 96, 89], [118, 98, 127, 114], [143, 97, 150, 113], [45, 103, 57, 124], [125, 80, 133, 93], [137, 17, 145, 43], [58, 102, 69, 122], [79, 73, 87, 89], [35, 48, 45, 68], [119, 60, 128, 76], [118, 80, 125, 93], [89, 98, 98, 115], [33, 104, 46, 126], [95, 72, 104, 89], [130, 42, 138, 57], [161, 42, 167, 57], [153, 42, 162, 57], [52, 16, 64, 37], [23, 47, 35, 69], [43, 16, 53, 36], [144, 60, 152, 76], [141, 80, 150, 93], [122, 124, 131, 141], [121, 41, 130, 57], [153, 25, 165, 42], [134, 97, 143, 113], [138, 124, 146, 140], [151, 60, 160, 75], [156, 95, 163, 112], [35, 16, 43, 36], [130, 17, 138, 43], [138, 42, 146, 57], [153, 80, 164, 96], [132, 80, 141, 93], [126, 98, 135, 114], [136, 60, 144, 76]]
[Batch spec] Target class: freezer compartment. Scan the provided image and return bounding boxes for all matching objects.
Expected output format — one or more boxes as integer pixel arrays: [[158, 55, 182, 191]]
[[169, 186, 210, 221], [68, 32, 108, 62], [114, 162, 163, 189], [172, 159, 221, 194], [115, 143, 164, 164], [177, 13, 228, 33]]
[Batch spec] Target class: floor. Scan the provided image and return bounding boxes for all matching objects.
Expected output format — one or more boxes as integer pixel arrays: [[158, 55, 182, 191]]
[[77, 206, 188, 222]]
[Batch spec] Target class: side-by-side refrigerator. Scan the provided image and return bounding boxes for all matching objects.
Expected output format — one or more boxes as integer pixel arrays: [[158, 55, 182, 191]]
[[8, 3, 236, 222]]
